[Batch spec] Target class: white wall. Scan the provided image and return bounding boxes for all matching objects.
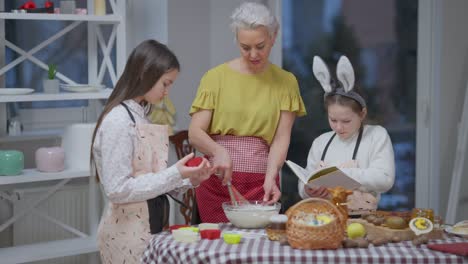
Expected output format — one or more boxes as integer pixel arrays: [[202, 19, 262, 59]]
[[438, 0, 468, 222], [126, 0, 168, 53], [167, 0, 211, 134], [209, 0, 244, 67]]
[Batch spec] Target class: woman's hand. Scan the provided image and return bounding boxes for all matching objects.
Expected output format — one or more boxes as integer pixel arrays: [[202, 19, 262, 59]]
[[304, 185, 330, 199], [176, 153, 213, 186], [212, 146, 232, 185], [263, 179, 281, 204]]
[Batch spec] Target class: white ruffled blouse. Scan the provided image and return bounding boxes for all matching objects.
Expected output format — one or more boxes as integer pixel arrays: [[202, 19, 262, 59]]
[[92, 99, 191, 204]]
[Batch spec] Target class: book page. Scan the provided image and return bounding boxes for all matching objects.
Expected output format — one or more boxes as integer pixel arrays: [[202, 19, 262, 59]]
[[285, 160, 309, 184], [307, 168, 361, 190], [308, 166, 340, 181]]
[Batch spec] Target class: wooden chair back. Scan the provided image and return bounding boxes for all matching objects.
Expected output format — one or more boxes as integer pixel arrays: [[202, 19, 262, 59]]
[[169, 130, 201, 225]]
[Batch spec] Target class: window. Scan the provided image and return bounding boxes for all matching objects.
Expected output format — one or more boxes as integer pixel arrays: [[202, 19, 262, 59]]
[[281, 0, 418, 212]]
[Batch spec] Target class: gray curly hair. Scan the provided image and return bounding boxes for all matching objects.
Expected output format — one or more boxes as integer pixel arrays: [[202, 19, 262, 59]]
[[230, 2, 279, 38]]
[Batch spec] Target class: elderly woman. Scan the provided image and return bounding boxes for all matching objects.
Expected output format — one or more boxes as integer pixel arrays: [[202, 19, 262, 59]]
[[189, 2, 306, 222]]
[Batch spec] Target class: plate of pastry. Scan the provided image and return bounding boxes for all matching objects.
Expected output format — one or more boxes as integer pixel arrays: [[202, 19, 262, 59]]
[[0, 88, 34, 95], [445, 220, 468, 238], [60, 84, 105, 93]]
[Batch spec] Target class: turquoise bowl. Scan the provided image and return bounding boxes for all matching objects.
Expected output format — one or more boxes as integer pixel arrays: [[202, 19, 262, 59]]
[[0, 150, 24, 176]]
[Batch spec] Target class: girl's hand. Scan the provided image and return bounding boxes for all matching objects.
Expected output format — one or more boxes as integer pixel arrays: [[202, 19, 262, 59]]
[[212, 146, 232, 185], [304, 185, 330, 199], [263, 179, 281, 204], [176, 153, 213, 186]]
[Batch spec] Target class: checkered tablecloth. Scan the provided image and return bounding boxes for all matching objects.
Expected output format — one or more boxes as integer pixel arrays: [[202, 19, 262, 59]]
[[141, 224, 468, 264]]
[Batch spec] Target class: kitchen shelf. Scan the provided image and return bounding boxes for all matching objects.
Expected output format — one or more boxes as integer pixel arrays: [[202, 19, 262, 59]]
[[0, 128, 63, 143], [0, 235, 98, 264], [0, 1, 126, 262], [0, 168, 91, 185], [0, 89, 112, 103], [0, 12, 121, 23]]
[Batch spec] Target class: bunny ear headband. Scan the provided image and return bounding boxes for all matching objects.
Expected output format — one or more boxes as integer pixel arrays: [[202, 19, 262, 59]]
[[312, 55, 366, 108]]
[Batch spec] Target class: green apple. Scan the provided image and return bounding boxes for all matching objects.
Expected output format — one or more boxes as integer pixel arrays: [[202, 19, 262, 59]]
[[347, 223, 366, 239]]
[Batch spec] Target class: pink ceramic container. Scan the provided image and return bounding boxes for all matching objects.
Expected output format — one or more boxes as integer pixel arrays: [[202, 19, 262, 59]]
[[35, 147, 65, 172]]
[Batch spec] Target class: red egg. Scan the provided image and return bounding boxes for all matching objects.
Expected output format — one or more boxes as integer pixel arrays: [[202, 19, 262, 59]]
[[186, 157, 203, 167]]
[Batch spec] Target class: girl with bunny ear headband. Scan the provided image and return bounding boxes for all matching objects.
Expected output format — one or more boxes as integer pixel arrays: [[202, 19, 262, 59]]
[[298, 55, 395, 216]]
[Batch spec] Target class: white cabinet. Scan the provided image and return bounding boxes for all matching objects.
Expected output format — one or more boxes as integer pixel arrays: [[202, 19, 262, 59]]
[[0, 1, 127, 263]]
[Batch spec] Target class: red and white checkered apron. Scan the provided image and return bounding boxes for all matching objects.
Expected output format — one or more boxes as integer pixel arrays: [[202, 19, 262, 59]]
[[195, 135, 279, 223]]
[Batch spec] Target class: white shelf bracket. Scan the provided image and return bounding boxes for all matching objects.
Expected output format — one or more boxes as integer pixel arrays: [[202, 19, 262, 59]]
[[109, 0, 117, 14], [96, 24, 117, 85], [0, 178, 70, 232], [0, 21, 82, 85], [0, 191, 88, 238]]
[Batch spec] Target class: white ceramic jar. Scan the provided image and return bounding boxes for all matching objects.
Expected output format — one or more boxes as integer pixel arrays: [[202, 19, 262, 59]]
[[35, 147, 65, 172]]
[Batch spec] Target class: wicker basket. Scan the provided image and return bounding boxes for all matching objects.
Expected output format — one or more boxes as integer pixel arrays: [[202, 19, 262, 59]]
[[285, 198, 345, 250]]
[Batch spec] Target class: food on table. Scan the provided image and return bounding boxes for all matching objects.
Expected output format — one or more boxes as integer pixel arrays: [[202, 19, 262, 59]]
[[409, 217, 433, 236], [346, 222, 366, 239], [265, 214, 288, 241], [172, 229, 199, 243], [328, 186, 353, 222], [198, 223, 219, 231], [342, 238, 359, 248], [346, 190, 378, 215], [363, 214, 385, 226], [355, 237, 370, 248], [179, 227, 199, 233], [316, 214, 333, 224], [222, 201, 281, 228], [411, 208, 434, 222], [351, 213, 417, 243], [391, 236, 402, 243], [294, 213, 336, 227], [285, 198, 345, 250], [169, 224, 190, 232], [411, 234, 429, 246], [200, 229, 221, 240], [453, 220, 468, 235], [414, 218, 428, 230], [384, 216, 407, 229], [342, 237, 369, 248], [369, 237, 389, 247], [223, 233, 242, 244]]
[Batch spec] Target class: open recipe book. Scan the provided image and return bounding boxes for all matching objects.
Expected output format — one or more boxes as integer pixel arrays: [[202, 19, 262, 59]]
[[285, 160, 361, 190]]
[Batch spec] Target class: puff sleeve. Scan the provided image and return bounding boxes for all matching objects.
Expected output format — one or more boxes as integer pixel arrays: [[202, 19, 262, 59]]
[[279, 72, 307, 117], [190, 70, 219, 114]]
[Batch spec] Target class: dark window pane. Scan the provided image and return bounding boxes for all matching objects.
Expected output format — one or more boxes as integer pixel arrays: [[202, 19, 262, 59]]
[[281, 0, 417, 212]]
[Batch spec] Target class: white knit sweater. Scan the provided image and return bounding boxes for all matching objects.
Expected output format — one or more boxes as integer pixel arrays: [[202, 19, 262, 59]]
[[298, 125, 395, 200]]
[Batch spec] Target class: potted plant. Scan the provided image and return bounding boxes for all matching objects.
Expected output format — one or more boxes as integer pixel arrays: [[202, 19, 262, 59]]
[[43, 64, 59, 93]]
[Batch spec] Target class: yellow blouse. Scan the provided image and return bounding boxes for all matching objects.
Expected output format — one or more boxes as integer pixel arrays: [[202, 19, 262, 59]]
[[190, 63, 306, 145]]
